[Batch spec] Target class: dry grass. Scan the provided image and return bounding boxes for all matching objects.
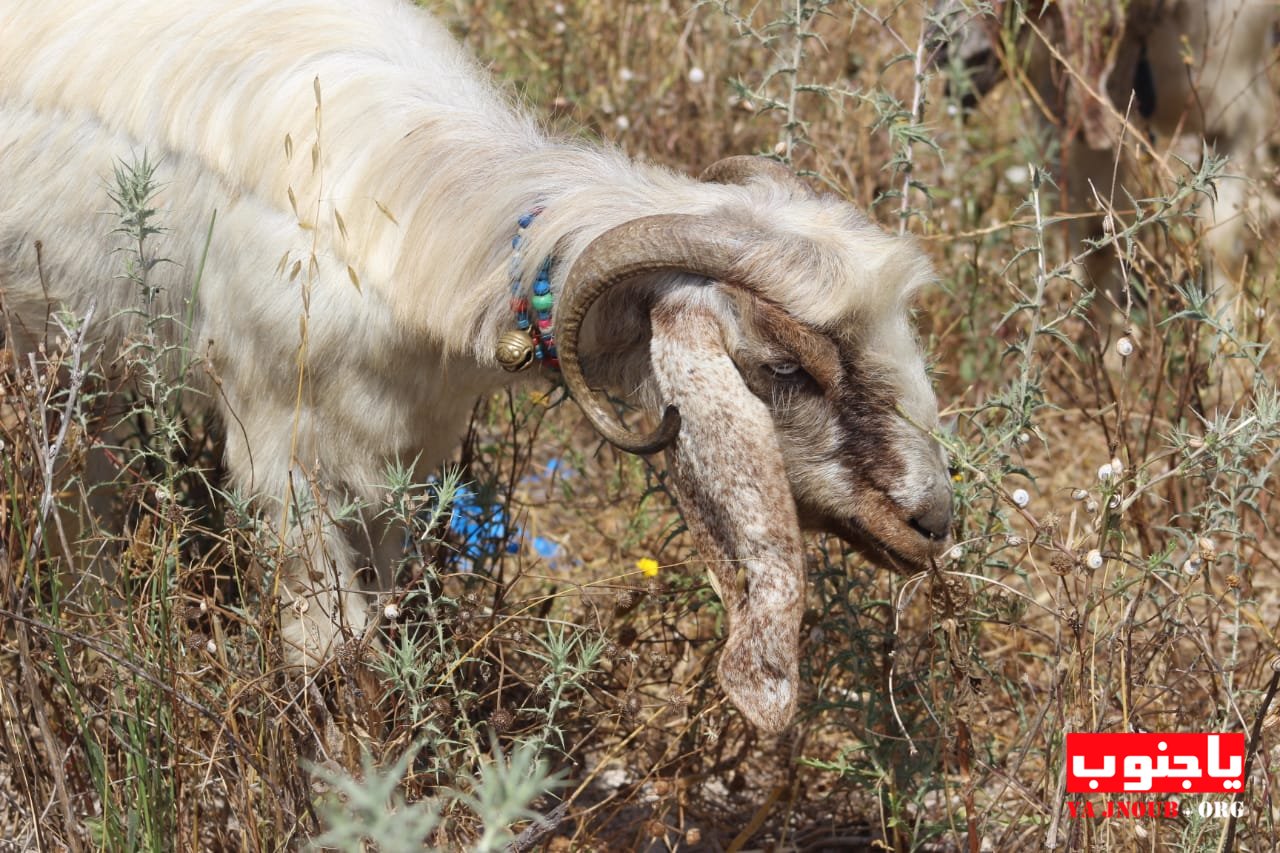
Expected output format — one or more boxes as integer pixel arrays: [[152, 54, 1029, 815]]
[[3, 1, 1280, 850]]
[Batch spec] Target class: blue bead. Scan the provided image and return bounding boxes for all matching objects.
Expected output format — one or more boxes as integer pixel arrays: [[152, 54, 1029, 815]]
[[518, 212, 536, 228], [533, 279, 550, 296]]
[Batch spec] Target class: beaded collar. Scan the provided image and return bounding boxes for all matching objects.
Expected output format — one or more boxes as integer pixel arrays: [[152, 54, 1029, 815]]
[[495, 207, 559, 372]]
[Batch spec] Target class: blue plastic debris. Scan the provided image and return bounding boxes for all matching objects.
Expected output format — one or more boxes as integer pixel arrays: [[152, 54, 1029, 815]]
[[532, 536, 560, 559], [449, 487, 513, 565], [447, 486, 560, 568]]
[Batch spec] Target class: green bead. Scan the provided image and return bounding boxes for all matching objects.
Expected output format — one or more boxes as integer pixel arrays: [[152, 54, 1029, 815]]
[[531, 292, 554, 312]]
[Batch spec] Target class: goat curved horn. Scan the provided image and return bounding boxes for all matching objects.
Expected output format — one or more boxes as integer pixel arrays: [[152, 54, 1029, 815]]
[[557, 215, 750, 455], [700, 155, 809, 194]]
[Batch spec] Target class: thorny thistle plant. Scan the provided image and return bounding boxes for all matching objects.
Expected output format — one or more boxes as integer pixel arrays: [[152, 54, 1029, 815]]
[[109, 151, 166, 312], [310, 735, 568, 853]]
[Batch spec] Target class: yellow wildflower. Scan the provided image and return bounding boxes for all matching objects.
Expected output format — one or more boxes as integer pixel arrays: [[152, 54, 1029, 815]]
[[637, 558, 659, 578]]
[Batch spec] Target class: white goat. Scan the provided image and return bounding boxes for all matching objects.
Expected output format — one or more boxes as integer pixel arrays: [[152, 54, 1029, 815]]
[[0, 0, 952, 732], [935, 0, 1277, 337]]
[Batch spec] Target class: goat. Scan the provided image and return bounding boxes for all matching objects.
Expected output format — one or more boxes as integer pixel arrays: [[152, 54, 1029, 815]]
[[933, 0, 1277, 343], [0, 0, 952, 732]]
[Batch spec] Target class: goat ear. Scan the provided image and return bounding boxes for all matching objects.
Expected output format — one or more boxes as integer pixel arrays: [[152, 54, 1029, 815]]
[[649, 291, 805, 733]]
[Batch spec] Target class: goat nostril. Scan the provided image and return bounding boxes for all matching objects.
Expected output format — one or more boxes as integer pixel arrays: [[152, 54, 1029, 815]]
[[908, 469, 956, 543], [908, 504, 952, 542]]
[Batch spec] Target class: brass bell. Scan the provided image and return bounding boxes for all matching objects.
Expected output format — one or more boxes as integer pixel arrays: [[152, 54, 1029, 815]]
[[495, 329, 535, 372]]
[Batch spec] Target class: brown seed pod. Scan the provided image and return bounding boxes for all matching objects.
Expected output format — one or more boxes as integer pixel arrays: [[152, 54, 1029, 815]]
[[1050, 551, 1077, 576], [490, 707, 515, 733], [337, 640, 364, 665]]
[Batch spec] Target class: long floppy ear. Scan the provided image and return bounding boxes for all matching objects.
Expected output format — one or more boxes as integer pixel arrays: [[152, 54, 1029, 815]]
[[649, 288, 805, 733]]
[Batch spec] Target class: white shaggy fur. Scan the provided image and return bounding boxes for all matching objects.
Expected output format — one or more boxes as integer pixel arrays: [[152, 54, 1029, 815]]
[[0, 0, 950, 731]]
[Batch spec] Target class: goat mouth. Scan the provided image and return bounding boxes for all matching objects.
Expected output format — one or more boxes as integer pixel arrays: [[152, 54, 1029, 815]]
[[813, 513, 945, 576]]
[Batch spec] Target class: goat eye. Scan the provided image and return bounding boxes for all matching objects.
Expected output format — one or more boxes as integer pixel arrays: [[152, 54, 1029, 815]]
[[765, 361, 804, 379]]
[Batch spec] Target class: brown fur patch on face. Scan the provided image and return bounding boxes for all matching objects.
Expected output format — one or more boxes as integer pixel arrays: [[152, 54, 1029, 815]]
[[830, 348, 908, 492]]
